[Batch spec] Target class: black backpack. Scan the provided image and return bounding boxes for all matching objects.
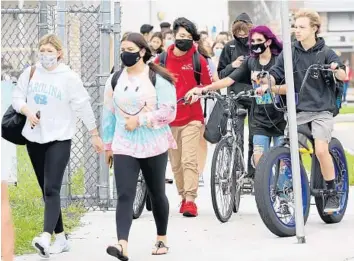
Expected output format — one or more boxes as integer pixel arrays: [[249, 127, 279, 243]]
[[158, 51, 202, 85], [111, 67, 156, 90], [292, 46, 343, 116]]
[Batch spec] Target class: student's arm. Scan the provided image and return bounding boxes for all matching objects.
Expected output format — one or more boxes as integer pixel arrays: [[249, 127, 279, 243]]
[[200, 56, 213, 86], [268, 51, 286, 86], [101, 74, 116, 150], [203, 58, 250, 92], [69, 73, 98, 136], [217, 45, 235, 78], [326, 49, 346, 81], [138, 76, 177, 129], [12, 67, 31, 115]]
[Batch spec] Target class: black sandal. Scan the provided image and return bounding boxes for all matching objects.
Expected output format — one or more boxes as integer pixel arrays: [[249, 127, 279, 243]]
[[106, 244, 129, 261], [152, 241, 169, 255]]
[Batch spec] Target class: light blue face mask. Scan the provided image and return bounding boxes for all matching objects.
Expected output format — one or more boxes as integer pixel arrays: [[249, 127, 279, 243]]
[[214, 48, 222, 57], [165, 39, 174, 48]]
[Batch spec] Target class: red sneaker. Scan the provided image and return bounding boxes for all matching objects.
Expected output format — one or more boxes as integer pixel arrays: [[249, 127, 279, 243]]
[[183, 201, 198, 217], [179, 199, 186, 213]]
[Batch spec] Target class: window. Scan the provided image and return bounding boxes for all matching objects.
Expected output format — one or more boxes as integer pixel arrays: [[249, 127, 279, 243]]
[[328, 12, 354, 31]]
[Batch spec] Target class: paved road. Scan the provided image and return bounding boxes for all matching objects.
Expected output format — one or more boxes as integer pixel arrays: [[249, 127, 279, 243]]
[[15, 141, 354, 261]]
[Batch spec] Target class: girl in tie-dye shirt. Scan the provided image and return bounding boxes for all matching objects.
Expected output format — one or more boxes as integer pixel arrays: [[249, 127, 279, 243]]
[[103, 32, 176, 259]]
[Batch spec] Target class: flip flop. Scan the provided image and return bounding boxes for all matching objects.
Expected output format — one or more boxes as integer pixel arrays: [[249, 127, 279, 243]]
[[152, 241, 169, 255], [106, 244, 129, 261]]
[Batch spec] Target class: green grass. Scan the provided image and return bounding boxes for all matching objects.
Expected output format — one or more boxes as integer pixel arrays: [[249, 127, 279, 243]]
[[339, 105, 354, 115], [9, 146, 86, 255], [301, 148, 354, 186]]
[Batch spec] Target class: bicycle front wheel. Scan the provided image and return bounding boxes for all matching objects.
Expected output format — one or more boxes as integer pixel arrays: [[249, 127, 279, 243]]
[[133, 171, 147, 219], [210, 138, 236, 223], [254, 146, 311, 237]]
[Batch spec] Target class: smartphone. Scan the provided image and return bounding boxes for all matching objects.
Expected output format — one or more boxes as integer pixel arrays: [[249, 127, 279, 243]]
[[31, 110, 41, 129], [108, 156, 113, 169]]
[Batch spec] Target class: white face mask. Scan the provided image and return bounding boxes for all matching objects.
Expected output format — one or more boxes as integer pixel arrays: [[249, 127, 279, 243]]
[[39, 52, 58, 69]]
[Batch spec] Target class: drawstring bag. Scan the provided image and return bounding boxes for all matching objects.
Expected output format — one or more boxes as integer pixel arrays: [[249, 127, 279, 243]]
[[1, 66, 35, 145]]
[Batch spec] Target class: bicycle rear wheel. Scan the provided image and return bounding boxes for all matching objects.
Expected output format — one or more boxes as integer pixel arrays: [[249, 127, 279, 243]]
[[133, 171, 147, 219], [210, 138, 236, 223], [254, 146, 311, 237], [314, 138, 349, 223]]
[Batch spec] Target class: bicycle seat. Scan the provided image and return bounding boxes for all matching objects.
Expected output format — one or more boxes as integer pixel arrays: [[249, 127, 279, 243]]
[[297, 123, 313, 141]]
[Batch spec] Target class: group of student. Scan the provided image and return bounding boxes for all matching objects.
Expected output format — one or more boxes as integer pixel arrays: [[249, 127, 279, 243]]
[[1, 7, 349, 261]]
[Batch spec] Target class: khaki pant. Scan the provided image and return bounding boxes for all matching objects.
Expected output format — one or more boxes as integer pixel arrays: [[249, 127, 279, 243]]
[[197, 125, 208, 175], [169, 121, 202, 200]]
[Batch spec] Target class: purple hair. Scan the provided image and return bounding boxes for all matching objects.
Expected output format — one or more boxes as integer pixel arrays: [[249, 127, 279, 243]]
[[248, 25, 283, 57]]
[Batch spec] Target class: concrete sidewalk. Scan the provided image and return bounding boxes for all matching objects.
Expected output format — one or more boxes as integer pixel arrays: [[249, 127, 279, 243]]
[[15, 181, 354, 261]]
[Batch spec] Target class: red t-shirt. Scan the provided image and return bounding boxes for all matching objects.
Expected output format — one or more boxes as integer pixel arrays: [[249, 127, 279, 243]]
[[155, 45, 213, 127]]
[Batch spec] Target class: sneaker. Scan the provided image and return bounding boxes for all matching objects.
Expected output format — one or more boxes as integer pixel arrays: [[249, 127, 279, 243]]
[[324, 191, 340, 213], [32, 232, 51, 258], [49, 233, 70, 254], [179, 199, 186, 214], [183, 201, 198, 217]]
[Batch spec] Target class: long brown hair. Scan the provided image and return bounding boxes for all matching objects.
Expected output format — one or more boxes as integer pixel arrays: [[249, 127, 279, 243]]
[[122, 33, 175, 84]]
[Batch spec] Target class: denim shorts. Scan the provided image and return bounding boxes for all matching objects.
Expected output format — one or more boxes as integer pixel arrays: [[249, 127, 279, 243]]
[[253, 135, 284, 155]]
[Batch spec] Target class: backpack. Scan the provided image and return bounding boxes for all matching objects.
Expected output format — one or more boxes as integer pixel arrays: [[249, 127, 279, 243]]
[[111, 67, 156, 90], [292, 46, 343, 116], [158, 51, 201, 85]]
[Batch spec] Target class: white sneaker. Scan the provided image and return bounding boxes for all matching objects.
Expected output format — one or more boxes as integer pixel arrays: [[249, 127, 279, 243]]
[[49, 233, 70, 254], [32, 232, 51, 258]]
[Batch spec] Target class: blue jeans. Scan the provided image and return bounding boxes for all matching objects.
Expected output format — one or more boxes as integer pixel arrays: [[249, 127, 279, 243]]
[[253, 135, 284, 156], [342, 82, 349, 102]]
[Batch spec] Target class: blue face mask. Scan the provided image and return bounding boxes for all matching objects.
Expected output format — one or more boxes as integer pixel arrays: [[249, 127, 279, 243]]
[[214, 49, 222, 57], [165, 39, 174, 48]]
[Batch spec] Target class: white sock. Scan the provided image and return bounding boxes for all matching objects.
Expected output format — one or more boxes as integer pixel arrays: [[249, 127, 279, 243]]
[[40, 232, 52, 243], [55, 232, 66, 241]]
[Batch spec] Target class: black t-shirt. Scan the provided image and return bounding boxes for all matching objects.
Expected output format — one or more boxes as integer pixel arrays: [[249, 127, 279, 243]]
[[229, 55, 286, 137]]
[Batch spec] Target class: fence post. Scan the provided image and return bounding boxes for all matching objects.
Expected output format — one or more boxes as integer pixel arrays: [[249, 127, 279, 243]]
[[56, 0, 69, 208], [111, 1, 122, 207], [97, 0, 111, 210], [39, 0, 48, 37]]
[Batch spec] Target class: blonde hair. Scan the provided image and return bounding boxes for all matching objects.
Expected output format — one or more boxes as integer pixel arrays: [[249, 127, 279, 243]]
[[294, 9, 321, 34], [38, 34, 64, 60]]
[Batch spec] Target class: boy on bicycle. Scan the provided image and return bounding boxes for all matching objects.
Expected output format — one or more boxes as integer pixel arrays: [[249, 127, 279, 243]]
[[260, 9, 347, 213]]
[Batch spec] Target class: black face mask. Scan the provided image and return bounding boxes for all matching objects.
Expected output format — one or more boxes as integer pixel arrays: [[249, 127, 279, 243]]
[[121, 51, 141, 67], [175, 39, 193, 52], [250, 42, 267, 55], [236, 36, 249, 46]]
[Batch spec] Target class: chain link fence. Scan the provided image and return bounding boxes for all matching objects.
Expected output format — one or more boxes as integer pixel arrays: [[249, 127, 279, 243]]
[[1, 0, 119, 211]]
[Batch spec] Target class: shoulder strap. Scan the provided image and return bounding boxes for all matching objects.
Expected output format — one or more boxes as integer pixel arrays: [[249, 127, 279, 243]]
[[111, 68, 124, 91], [229, 39, 236, 58], [148, 68, 157, 86], [29, 66, 36, 83], [193, 51, 201, 85], [159, 52, 167, 67]]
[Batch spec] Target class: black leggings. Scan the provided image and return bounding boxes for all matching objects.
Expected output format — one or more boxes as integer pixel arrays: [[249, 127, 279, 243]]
[[114, 152, 169, 241], [27, 140, 71, 234]]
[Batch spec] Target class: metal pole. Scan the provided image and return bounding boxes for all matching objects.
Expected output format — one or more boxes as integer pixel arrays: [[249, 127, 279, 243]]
[[57, 0, 69, 208], [113, 1, 121, 71], [98, 0, 111, 210], [280, 0, 306, 244], [39, 0, 48, 38]]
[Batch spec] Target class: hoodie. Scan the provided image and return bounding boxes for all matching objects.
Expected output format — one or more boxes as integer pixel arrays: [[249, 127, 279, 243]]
[[12, 63, 97, 144], [155, 44, 213, 127], [217, 13, 253, 106], [269, 38, 344, 113]]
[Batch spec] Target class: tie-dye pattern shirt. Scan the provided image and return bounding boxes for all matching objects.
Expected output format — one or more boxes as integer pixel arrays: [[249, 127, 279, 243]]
[[102, 66, 177, 158]]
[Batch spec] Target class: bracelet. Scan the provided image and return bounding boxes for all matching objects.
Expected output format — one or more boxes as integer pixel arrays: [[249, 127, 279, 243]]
[[91, 133, 99, 137]]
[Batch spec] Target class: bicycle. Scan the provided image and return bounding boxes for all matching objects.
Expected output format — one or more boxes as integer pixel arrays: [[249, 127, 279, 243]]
[[181, 90, 259, 222], [254, 66, 349, 237], [132, 171, 174, 219]]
